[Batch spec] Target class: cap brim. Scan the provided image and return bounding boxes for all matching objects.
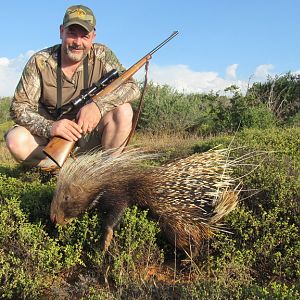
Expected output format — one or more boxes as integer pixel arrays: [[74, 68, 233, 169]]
[[64, 20, 94, 32]]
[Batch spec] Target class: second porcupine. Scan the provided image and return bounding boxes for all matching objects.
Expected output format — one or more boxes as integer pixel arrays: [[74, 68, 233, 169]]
[[50, 148, 239, 255]]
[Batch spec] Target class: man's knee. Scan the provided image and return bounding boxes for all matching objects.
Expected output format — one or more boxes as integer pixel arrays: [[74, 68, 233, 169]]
[[5, 126, 30, 153], [5, 126, 47, 163], [111, 103, 133, 125]]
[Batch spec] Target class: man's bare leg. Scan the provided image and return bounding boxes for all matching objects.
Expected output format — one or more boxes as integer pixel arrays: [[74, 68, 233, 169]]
[[5, 126, 54, 167], [98, 103, 133, 155], [5, 103, 133, 166]]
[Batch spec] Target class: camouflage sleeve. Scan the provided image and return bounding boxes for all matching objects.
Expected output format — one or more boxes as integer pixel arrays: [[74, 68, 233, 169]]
[[92, 45, 141, 117], [10, 55, 54, 138]]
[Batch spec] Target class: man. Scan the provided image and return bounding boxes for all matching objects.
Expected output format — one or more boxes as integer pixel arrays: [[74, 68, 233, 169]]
[[5, 5, 140, 168]]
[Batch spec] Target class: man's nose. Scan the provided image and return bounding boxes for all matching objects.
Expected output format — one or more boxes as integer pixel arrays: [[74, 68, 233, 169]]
[[73, 36, 82, 45], [70, 33, 84, 43]]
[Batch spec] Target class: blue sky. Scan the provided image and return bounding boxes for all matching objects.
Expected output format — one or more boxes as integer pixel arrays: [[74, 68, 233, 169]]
[[1, 0, 300, 96]]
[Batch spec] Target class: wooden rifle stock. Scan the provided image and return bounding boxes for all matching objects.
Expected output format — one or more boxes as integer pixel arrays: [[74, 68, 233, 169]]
[[43, 31, 179, 167], [43, 138, 75, 168]]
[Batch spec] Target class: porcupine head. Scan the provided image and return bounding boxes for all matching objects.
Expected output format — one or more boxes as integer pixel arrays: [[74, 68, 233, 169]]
[[50, 149, 151, 225]]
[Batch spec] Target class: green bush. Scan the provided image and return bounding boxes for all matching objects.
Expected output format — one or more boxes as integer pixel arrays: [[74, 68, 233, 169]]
[[0, 97, 11, 124], [287, 111, 300, 127], [137, 83, 279, 136], [239, 104, 277, 129], [0, 173, 55, 223], [202, 89, 277, 134], [0, 196, 63, 298], [136, 83, 207, 134], [247, 72, 300, 121], [180, 281, 300, 300], [108, 207, 163, 286]]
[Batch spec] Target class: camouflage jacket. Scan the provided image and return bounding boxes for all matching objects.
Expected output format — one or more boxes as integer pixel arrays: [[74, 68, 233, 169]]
[[10, 43, 140, 138]]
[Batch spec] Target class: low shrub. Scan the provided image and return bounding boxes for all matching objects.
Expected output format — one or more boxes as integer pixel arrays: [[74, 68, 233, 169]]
[[0, 196, 62, 298], [136, 83, 207, 134], [0, 97, 11, 124]]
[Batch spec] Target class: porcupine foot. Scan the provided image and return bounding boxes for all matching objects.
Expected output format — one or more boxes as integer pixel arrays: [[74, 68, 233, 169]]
[[99, 198, 128, 251], [100, 226, 114, 251]]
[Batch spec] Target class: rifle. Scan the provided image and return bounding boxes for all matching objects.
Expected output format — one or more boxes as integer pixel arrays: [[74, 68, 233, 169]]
[[43, 31, 179, 167], [55, 68, 120, 119]]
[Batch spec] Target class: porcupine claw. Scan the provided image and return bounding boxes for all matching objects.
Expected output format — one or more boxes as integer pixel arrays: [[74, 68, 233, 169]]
[[100, 226, 113, 251]]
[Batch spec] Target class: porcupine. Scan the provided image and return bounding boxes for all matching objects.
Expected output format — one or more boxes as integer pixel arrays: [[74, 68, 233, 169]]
[[50, 148, 239, 255]]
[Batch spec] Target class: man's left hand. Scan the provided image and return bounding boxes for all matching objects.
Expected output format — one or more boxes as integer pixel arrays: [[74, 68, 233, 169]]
[[76, 102, 101, 134]]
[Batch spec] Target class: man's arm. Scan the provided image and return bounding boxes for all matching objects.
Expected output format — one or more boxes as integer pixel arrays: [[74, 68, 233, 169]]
[[10, 54, 54, 139], [10, 53, 82, 141]]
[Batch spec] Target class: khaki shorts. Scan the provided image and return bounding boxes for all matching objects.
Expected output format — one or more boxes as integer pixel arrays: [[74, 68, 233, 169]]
[[74, 127, 102, 154]]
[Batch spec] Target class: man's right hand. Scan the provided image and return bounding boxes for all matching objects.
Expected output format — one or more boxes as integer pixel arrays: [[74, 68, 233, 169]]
[[50, 119, 83, 142]]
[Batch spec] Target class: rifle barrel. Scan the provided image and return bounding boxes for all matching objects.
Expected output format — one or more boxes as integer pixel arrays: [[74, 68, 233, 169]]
[[148, 31, 179, 56]]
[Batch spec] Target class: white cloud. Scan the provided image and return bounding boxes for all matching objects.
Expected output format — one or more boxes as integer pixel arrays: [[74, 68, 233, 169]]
[[0, 57, 10, 66], [226, 64, 239, 79], [135, 63, 249, 94], [0, 52, 34, 97], [254, 64, 274, 80], [292, 69, 300, 75]]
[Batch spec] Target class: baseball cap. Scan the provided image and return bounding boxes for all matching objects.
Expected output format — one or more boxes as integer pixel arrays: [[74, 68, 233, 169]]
[[63, 5, 96, 32]]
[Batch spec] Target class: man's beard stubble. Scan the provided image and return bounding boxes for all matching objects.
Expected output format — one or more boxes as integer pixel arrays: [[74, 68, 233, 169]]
[[65, 45, 88, 63]]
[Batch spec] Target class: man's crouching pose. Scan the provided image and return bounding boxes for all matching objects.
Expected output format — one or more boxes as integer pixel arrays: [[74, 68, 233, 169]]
[[5, 5, 140, 169]]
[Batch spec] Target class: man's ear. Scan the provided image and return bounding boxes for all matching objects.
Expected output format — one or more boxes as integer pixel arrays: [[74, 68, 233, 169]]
[[59, 25, 64, 40], [92, 30, 96, 42]]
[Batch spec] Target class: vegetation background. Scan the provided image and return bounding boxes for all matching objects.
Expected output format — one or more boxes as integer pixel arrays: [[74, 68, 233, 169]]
[[0, 73, 299, 299]]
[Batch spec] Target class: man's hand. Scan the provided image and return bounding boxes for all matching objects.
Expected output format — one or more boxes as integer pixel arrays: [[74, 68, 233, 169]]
[[50, 119, 82, 142], [76, 101, 101, 134]]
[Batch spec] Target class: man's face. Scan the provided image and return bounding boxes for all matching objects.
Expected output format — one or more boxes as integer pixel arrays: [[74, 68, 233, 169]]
[[60, 24, 96, 63]]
